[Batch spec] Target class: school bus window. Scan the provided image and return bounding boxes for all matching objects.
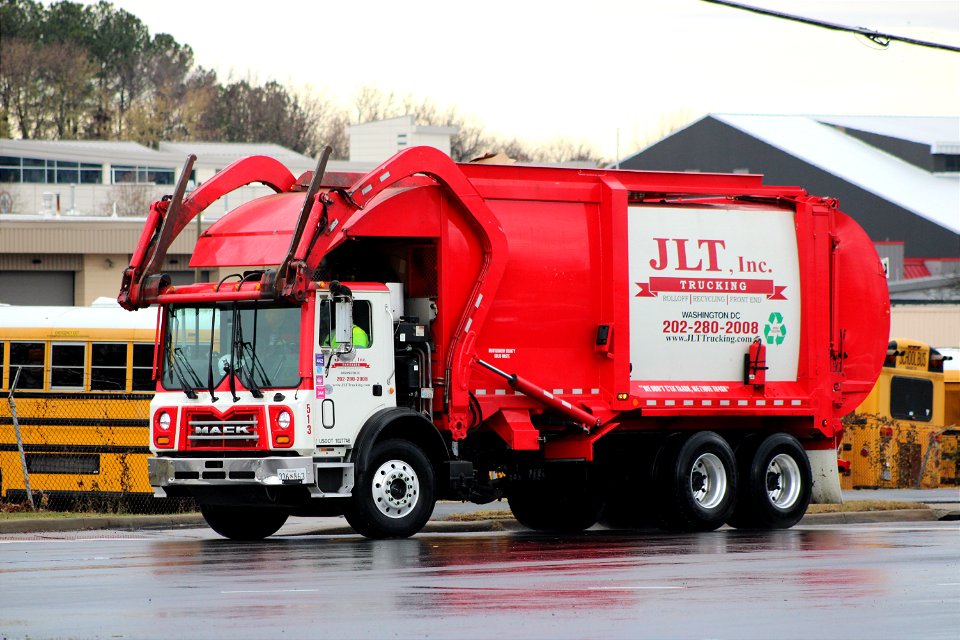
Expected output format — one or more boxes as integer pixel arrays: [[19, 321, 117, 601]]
[[132, 343, 154, 391], [10, 342, 44, 390], [890, 376, 933, 422], [51, 343, 85, 390], [26, 453, 100, 475], [0, 342, 5, 390], [91, 343, 127, 390]]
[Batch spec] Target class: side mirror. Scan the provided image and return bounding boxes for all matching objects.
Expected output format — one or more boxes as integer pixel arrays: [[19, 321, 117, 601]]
[[334, 298, 353, 347], [329, 280, 354, 355]]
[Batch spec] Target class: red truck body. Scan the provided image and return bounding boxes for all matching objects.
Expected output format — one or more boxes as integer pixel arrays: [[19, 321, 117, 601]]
[[120, 146, 889, 539]]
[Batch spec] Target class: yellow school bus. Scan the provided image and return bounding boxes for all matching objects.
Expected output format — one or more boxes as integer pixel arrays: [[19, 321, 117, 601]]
[[939, 350, 959, 485], [841, 339, 953, 489], [0, 303, 158, 508]]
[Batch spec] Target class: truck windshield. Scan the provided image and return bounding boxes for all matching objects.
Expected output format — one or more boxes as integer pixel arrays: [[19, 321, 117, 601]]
[[162, 304, 301, 393]]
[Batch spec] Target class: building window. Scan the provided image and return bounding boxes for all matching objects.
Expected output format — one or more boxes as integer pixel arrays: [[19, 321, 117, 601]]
[[80, 163, 101, 183], [0, 156, 18, 182], [0, 156, 103, 184], [111, 165, 174, 185], [55, 161, 79, 184], [22, 157, 46, 183]]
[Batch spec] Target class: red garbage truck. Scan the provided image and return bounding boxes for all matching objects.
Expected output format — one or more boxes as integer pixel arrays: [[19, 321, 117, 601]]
[[119, 146, 889, 539]]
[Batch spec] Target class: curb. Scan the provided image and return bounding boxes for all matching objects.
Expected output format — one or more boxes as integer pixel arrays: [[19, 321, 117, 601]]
[[799, 508, 949, 525], [0, 512, 204, 534], [1, 508, 956, 535]]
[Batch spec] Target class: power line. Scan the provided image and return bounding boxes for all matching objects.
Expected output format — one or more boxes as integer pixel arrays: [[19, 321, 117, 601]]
[[702, 0, 960, 53]]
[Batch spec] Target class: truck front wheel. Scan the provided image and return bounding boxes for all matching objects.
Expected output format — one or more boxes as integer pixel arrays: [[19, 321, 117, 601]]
[[728, 433, 812, 529], [345, 439, 436, 539], [654, 431, 737, 531], [200, 504, 289, 540]]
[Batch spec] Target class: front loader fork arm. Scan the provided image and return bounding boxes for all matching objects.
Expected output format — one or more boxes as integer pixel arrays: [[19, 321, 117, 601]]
[[298, 147, 508, 439], [273, 148, 333, 303], [118, 154, 298, 310]]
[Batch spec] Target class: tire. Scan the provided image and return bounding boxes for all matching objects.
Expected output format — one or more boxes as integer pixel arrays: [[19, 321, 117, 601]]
[[728, 433, 812, 530], [653, 431, 737, 532], [508, 464, 604, 532], [200, 504, 289, 541], [345, 439, 436, 539]]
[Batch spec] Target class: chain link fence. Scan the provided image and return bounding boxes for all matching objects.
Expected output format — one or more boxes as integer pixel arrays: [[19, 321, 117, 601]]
[[1, 378, 193, 513], [841, 413, 952, 490]]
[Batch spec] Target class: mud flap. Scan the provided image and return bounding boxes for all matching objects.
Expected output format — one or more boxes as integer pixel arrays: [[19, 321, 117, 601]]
[[807, 448, 843, 504]]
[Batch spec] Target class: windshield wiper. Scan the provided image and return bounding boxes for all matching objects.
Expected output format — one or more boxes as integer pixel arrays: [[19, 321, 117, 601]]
[[227, 305, 241, 402], [235, 341, 265, 398], [225, 306, 267, 400], [205, 308, 219, 402], [170, 348, 199, 399]]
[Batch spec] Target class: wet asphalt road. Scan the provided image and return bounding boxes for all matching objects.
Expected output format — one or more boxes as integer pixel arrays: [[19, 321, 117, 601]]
[[1, 521, 958, 640]]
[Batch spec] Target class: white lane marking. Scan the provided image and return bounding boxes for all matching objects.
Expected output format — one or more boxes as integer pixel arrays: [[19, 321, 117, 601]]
[[221, 589, 321, 594], [586, 586, 683, 591], [0, 538, 151, 544]]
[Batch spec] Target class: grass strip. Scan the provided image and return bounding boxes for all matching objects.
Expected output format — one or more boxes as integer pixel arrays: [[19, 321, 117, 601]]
[[0, 500, 929, 522]]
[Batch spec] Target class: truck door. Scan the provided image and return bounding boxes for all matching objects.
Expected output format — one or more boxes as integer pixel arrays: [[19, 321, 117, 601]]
[[314, 293, 395, 448]]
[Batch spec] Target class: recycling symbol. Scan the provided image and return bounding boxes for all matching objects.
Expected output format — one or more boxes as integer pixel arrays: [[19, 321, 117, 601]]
[[764, 312, 787, 345]]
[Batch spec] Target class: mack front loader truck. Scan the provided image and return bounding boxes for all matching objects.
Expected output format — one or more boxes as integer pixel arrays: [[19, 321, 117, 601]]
[[119, 146, 889, 539]]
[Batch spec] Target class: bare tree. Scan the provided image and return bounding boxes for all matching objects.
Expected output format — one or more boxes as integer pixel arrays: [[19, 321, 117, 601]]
[[347, 86, 604, 165], [353, 85, 403, 123], [88, 3, 151, 139], [127, 36, 192, 146], [44, 41, 95, 138], [1, 3, 608, 168], [298, 89, 351, 159], [536, 139, 602, 164], [0, 38, 48, 138]]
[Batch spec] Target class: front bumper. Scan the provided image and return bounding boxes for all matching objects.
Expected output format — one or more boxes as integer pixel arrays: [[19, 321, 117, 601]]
[[148, 456, 354, 498]]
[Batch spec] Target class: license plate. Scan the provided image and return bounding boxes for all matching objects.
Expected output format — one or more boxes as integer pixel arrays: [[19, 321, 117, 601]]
[[278, 468, 306, 483]]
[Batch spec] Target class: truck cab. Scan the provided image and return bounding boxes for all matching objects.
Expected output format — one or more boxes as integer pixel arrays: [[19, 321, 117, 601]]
[[148, 282, 446, 539]]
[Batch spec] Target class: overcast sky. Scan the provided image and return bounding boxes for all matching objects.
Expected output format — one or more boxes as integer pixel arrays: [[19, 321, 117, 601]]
[[87, 0, 959, 159]]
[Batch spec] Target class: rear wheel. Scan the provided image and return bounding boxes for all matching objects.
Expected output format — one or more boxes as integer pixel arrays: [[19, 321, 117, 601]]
[[508, 464, 604, 532], [654, 431, 737, 531], [345, 439, 436, 539], [200, 504, 288, 540], [728, 433, 812, 529]]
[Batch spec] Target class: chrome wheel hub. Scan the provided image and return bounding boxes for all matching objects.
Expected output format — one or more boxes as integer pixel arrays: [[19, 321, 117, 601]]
[[690, 453, 727, 510], [765, 453, 802, 509], [372, 459, 420, 519]]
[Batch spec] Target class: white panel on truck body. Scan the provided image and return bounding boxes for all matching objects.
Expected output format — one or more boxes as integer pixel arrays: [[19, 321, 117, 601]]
[[627, 206, 801, 382]]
